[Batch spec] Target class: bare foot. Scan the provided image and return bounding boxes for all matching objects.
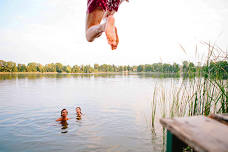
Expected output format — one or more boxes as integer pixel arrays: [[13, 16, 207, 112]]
[[105, 15, 117, 47], [111, 27, 119, 50]]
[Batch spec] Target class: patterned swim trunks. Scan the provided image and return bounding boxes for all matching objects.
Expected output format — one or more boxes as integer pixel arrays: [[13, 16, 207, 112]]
[[87, 0, 120, 13]]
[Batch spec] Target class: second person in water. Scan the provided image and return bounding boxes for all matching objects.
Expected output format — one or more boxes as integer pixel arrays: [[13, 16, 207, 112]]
[[56, 107, 83, 121], [76, 107, 83, 120]]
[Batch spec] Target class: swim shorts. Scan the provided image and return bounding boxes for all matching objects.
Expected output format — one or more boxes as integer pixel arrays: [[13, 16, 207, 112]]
[[87, 0, 120, 13]]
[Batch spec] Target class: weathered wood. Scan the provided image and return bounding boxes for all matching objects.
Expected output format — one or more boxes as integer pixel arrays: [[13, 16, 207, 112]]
[[209, 113, 228, 125], [160, 116, 228, 152], [166, 130, 188, 152]]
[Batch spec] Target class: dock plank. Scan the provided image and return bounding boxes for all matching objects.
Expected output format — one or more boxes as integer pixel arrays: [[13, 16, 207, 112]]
[[160, 116, 228, 152], [209, 113, 228, 125]]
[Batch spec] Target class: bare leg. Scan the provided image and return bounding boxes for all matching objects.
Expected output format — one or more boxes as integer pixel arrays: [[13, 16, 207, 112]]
[[105, 15, 116, 46], [86, 8, 119, 50], [86, 8, 105, 42], [111, 27, 119, 50]]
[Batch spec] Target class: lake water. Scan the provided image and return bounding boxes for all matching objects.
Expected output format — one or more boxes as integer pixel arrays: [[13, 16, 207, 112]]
[[0, 73, 179, 152]]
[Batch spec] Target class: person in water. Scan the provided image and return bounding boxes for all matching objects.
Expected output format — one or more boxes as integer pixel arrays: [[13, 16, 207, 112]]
[[56, 109, 69, 121], [86, 0, 129, 50], [76, 107, 82, 120]]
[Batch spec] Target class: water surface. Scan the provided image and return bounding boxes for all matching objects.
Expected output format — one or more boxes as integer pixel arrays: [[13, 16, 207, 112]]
[[0, 73, 175, 152]]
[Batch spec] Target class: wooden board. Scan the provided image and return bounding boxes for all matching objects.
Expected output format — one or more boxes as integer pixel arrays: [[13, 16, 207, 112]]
[[209, 113, 228, 125], [160, 116, 228, 152]]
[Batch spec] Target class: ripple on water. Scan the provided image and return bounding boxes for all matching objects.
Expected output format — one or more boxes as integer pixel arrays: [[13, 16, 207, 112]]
[[0, 74, 169, 152], [0, 104, 163, 152]]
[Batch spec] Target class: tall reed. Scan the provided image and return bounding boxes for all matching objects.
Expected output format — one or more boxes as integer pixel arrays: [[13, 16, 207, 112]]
[[151, 42, 228, 126]]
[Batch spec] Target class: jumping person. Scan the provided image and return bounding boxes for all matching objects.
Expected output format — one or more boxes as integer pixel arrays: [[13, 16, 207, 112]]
[[56, 109, 69, 121], [86, 0, 129, 50]]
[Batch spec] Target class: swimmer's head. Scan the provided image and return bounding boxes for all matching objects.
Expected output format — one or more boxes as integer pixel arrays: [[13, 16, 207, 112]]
[[76, 107, 82, 114], [61, 109, 68, 117]]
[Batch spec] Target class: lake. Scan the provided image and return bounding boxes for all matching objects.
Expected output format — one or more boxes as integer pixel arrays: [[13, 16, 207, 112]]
[[0, 73, 180, 152]]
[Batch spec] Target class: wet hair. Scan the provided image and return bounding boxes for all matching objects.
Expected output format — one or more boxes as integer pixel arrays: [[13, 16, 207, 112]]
[[61, 109, 68, 117], [76, 107, 82, 114]]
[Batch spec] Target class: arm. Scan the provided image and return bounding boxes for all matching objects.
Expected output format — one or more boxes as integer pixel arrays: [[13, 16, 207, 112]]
[[56, 118, 62, 121]]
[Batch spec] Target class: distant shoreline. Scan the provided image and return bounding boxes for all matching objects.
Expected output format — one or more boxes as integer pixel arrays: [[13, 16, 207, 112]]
[[0, 72, 124, 75], [0, 72, 58, 74]]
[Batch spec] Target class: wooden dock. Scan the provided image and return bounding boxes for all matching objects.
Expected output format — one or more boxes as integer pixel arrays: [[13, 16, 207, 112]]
[[160, 114, 228, 152]]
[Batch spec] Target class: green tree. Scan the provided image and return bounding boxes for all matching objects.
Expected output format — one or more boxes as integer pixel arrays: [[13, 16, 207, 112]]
[[94, 64, 99, 72], [137, 65, 144, 72], [27, 63, 38, 72], [80, 65, 85, 73], [145, 64, 152, 72], [4, 61, 18, 72], [72, 65, 81, 73], [182, 61, 189, 73], [18, 64, 27, 72], [99, 64, 108, 72], [119, 66, 124, 72], [189, 62, 196, 73], [106, 65, 113, 72], [84, 65, 93, 73], [56, 63, 63, 73], [0, 60, 5, 72], [152, 63, 162, 72], [37, 64, 44, 72], [63, 65, 71, 73], [162, 64, 171, 73], [45, 63, 56, 72], [172, 63, 180, 73]]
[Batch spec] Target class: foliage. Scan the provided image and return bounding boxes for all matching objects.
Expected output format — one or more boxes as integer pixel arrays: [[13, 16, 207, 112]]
[[0, 59, 227, 77], [18, 64, 27, 72], [150, 43, 228, 128], [56, 63, 63, 73]]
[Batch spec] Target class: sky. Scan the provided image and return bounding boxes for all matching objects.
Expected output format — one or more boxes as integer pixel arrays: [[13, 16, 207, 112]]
[[0, 0, 228, 66]]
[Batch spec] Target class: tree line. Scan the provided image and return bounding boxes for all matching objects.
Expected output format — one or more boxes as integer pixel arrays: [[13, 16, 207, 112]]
[[0, 60, 227, 76]]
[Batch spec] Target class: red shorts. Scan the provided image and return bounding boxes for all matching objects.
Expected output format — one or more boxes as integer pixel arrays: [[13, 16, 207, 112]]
[[87, 0, 120, 13]]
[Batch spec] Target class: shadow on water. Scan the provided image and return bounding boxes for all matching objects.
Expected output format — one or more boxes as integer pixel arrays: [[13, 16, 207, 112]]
[[60, 121, 68, 134], [76, 116, 82, 120]]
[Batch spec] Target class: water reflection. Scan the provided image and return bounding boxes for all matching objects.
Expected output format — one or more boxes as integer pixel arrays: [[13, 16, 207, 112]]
[[0, 73, 118, 80], [0, 72, 184, 81], [0, 73, 184, 152], [60, 121, 68, 133], [135, 72, 180, 78], [0, 74, 17, 80], [76, 116, 81, 120]]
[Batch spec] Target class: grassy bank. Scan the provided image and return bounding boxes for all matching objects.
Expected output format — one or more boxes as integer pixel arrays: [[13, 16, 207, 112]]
[[149, 43, 227, 152], [151, 43, 228, 125]]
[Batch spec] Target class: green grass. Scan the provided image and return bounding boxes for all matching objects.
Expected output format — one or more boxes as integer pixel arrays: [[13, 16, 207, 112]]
[[151, 42, 228, 126], [150, 42, 227, 152]]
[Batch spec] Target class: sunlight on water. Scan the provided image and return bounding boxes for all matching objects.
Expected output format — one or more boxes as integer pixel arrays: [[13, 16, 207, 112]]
[[0, 73, 170, 152]]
